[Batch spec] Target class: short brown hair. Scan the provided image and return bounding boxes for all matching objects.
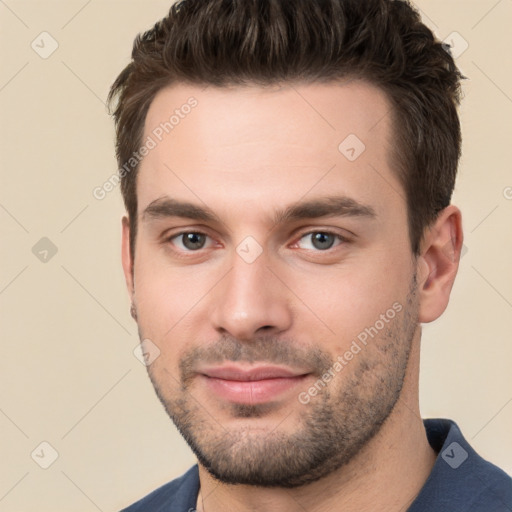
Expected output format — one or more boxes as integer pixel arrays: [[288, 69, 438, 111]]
[[108, 0, 464, 259]]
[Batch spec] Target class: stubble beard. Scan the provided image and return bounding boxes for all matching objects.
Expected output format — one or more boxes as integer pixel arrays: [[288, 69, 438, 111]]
[[144, 275, 419, 488]]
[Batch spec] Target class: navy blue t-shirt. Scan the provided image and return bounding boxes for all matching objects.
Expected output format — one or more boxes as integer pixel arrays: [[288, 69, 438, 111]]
[[121, 419, 512, 511]]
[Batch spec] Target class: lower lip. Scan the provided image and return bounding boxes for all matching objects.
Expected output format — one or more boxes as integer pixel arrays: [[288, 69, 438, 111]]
[[201, 375, 309, 405]]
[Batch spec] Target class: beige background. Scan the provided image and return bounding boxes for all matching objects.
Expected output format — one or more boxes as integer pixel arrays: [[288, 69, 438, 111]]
[[0, 0, 511, 510]]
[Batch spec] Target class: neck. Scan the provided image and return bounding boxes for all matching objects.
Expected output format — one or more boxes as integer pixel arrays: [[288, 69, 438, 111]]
[[196, 328, 437, 512]]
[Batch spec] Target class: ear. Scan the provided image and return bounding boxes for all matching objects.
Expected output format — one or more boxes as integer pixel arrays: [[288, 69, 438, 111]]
[[417, 205, 464, 323], [121, 216, 135, 300]]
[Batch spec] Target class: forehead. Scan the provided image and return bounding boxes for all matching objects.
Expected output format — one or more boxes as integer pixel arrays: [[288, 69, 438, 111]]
[[138, 80, 403, 221], [144, 80, 392, 150]]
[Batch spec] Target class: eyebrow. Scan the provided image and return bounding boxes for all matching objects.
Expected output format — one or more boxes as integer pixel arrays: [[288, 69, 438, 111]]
[[142, 197, 221, 223], [141, 195, 376, 225], [272, 196, 376, 224]]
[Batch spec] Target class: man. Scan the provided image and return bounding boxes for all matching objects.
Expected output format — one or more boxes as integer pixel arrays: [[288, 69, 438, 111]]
[[108, 0, 512, 510]]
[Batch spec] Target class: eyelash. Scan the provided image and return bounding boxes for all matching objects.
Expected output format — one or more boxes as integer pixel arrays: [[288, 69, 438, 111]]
[[165, 229, 350, 254]]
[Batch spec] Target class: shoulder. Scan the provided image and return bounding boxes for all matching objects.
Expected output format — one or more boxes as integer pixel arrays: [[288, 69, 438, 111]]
[[409, 419, 512, 512], [120, 465, 199, 512]]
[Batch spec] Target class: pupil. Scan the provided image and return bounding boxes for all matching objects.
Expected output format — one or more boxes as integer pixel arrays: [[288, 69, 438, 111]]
[[312, 232, 334, 250], [183, 233, 205, 250]]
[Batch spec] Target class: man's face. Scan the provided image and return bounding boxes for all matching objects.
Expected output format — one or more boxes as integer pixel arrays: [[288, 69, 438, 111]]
[[125, 81, 420, 487]]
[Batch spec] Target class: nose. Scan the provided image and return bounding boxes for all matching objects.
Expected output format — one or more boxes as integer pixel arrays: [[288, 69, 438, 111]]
[[210, 250, 293, 341]]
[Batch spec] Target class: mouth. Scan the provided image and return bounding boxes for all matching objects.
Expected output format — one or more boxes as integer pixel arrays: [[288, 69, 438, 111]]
[[198, 365, 311, 405]]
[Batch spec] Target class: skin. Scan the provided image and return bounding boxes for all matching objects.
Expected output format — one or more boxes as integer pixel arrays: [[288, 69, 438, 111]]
[[121, 81, 464, 512]]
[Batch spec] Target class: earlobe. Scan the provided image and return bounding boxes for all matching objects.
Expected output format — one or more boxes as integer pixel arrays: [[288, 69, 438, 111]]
[[417, 205, 463, 323], [121, 216, 135, 299]]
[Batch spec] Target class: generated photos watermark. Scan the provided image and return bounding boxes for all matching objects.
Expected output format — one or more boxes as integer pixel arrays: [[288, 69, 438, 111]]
[[93, 96, 198, 200], [298, 301, 403, 404]]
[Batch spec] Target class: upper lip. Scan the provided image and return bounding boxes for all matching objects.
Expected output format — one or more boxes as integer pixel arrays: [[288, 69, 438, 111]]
[[199, 365, 309, 381]]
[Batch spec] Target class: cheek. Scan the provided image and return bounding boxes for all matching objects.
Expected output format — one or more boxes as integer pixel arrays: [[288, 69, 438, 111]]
[[133, 267, 201, 380], [133, 252, 218, 340], [286, 255, 411, 349]]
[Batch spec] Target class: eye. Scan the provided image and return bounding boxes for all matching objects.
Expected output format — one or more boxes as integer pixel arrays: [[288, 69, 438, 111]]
[[296, 231, 344, 251], [170, 232, 211, 251]]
